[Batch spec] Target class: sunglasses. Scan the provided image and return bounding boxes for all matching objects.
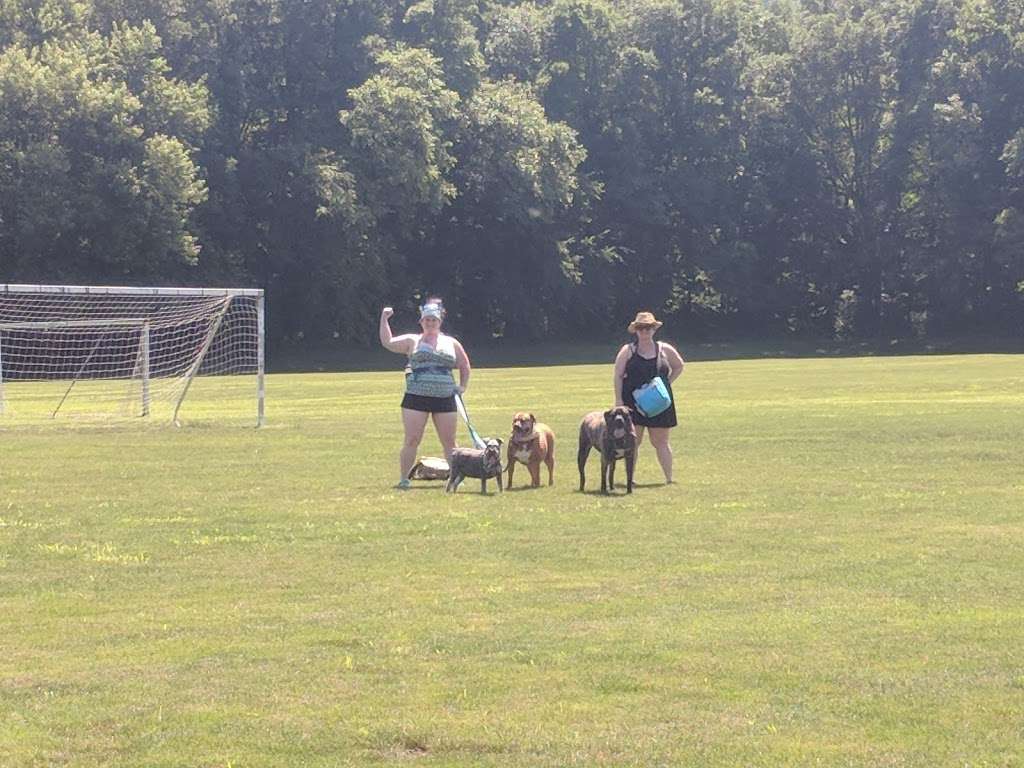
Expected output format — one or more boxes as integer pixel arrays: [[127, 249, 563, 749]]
[[634, 324, 656, 331]]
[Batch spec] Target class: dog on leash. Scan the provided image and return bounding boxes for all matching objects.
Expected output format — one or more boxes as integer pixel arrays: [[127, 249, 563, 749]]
[[507, 412, 556, 488], [446, 438, 504, 493], [578, 406, 637, 494]]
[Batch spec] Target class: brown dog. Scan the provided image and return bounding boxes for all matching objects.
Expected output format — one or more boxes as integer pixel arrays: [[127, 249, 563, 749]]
[[578, 406, 637, 494], [506, 412, 556, 488]]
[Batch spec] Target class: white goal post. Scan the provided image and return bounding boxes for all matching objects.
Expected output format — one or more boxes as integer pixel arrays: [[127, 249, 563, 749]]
[[0, 284, 265, 425]]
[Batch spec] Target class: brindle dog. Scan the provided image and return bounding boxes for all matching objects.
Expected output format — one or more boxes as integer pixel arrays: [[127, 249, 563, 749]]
[[577, 406, 637, 494], [446, 438, 504, 494]]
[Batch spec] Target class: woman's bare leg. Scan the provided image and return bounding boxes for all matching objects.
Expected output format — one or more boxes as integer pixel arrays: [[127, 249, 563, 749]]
[[400, 408, 430, 481], [432, 411, 459, 462], [647, 427, 674, 483]]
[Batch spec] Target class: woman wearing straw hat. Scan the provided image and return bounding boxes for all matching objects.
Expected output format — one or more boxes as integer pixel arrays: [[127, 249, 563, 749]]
[[380, 298, 471, 489], [613, 311, 685, 484]]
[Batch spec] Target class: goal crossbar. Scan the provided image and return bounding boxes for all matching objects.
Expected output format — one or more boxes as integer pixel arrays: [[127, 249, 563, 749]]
[[1, 284, 263, 298], [0, 318, 148, 331]]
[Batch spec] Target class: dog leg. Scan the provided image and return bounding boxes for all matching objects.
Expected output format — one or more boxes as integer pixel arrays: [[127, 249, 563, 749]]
[[497, 470, 503, 493], [625, 450, 635, 494], [578, 436, 592, 492], [600, 455, 609, 494], [608, 454, 616, 490], [506, 459, 516, 488], [528, 462, 541, 488]]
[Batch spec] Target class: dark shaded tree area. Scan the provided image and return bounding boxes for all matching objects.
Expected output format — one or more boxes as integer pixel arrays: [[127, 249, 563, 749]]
[[2, 0, 1022, 347]]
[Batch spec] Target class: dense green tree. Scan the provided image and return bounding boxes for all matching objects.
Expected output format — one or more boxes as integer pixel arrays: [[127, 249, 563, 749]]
[[776, 0, 953, 336], [423, 77, 587, 339], [721, 0, 833, 335], [342, 46, 461, 225], [2, 0, 1022, 345], [484, 1, 551, 83], [562, 0, 754, 333], [189, 0, 399, 341], [402, 0, 485, 96], [0, 20, 209, 281], [904, 0, 1024, 333]]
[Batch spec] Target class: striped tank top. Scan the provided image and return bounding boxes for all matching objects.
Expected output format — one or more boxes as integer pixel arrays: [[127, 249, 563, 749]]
[[405, 334, 457, 398]]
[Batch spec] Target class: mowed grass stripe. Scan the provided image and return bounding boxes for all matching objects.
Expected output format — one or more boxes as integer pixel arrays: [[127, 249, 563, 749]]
[[1, 353, 1022, 766]]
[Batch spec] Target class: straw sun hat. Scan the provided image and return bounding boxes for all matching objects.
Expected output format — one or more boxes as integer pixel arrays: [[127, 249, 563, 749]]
[[627, 311, 663, 333]]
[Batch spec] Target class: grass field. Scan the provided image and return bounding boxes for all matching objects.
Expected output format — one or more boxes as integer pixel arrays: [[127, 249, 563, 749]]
[[2, 353, 1023, 767]]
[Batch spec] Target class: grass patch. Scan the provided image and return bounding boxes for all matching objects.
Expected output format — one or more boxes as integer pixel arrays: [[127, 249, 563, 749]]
[[2, 353, 1023, 766]]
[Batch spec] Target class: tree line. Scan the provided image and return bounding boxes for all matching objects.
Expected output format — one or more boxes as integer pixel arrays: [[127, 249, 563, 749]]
[[2, 0, 1022, 346]]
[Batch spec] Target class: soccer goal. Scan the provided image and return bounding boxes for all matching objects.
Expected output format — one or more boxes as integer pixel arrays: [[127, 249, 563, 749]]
[[0, 284, 265, 425]]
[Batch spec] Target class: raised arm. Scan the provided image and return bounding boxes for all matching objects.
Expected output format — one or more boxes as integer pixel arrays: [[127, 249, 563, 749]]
[[453, 339, 471, 394], [379, 306, 415, 355], [613, 344, 631, 406]]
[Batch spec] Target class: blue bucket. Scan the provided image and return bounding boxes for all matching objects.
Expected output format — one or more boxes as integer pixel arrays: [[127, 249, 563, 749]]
[[633, 376, 671, 417]]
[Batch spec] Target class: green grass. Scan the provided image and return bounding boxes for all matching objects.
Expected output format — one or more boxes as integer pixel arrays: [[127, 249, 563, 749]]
[[2, 353, 1023, 767]]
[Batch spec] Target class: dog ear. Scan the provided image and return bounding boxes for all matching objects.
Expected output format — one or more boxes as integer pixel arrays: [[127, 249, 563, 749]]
[[529, 413, 536, 423]]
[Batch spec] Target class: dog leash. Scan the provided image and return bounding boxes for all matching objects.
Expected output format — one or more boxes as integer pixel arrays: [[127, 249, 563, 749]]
[[454, 391, 487, 450]]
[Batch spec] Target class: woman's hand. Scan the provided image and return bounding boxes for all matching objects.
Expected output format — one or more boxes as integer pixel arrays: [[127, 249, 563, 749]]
[[381, 306, 394, 320]]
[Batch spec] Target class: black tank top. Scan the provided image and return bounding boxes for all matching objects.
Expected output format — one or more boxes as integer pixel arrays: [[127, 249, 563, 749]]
[[622, 342, 669, 403], [621, 342, 678, 428]]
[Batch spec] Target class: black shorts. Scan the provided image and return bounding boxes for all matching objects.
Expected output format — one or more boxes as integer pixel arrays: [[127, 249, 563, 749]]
[[401, 393, 457, 413]]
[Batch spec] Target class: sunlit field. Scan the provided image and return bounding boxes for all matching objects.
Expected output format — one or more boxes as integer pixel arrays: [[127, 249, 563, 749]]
[[0, 374, 261, 425], [2, 354, 1023, 767]]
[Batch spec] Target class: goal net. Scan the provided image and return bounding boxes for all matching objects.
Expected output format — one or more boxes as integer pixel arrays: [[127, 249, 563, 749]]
[[0, 285, 265, 425]]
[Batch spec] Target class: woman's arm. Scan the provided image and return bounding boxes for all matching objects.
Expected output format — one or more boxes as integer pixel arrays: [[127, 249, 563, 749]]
[[662, 343, 685, 384], [453, 339, 471, 393], [613, 344, 630, 406], [379, 306, 415, 354]]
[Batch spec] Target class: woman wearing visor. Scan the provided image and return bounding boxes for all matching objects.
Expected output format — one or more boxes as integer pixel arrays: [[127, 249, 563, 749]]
[[380, 298, 471, 489]]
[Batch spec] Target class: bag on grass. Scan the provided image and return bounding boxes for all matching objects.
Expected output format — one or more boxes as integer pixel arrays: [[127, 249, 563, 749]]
[[408, 457, 450, 480]]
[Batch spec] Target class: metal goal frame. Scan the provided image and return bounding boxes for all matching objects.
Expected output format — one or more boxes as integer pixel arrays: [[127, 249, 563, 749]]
[[0, 284, 265, 426]]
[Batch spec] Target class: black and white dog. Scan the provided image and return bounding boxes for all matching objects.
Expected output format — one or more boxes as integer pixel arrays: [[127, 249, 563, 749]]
[[445, 438, 504, 494]]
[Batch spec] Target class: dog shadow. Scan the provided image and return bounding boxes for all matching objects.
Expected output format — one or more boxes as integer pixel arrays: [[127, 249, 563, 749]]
[[577, 488, 636, 496], [444, 482, 504, 496], [504, 485, 548, 493]]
